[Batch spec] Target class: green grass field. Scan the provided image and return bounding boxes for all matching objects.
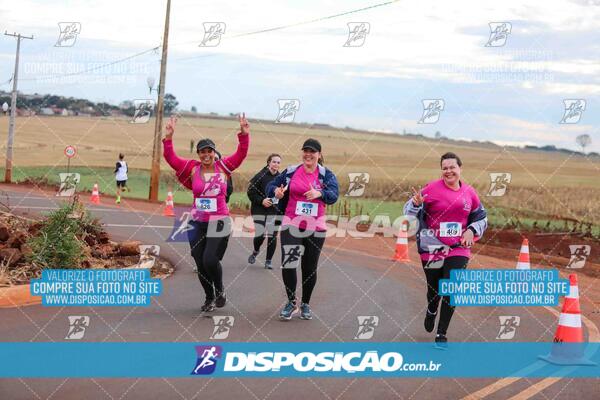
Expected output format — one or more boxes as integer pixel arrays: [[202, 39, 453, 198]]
[[3, 166, 598, 236], [1, 115, 599, 235]]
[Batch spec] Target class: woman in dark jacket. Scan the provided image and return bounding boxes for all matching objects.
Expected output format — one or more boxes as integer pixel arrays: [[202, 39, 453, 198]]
[[247, 153, 282, 269]]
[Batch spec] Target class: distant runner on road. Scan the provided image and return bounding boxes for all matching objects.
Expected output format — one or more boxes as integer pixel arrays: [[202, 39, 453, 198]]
[[114, 153, 128, 204], [404, 152, 488, 348]]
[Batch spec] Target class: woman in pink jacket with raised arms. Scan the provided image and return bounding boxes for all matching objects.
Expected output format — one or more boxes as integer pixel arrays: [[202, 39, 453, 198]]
[[163, 114, 250, 312]]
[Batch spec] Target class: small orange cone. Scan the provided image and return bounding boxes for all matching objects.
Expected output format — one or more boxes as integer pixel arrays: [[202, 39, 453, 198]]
[[163, 191, 175, 217], [516, 238, 530, 270], [90, 183, 100, 204], [539, 274, 596, 365], [392, 222, 410, 262]]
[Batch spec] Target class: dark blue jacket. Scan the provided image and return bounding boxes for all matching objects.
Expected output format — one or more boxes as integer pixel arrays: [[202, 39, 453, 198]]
[[266, 163, 339, 215]]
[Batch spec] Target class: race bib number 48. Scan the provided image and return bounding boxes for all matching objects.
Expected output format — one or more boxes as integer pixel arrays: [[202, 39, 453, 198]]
[[195, 198, 217, 212], [295, 201, 318, 217], [439, 222, 462, 237]]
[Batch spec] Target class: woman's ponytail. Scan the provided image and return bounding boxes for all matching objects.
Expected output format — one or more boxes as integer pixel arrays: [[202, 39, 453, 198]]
[[318, 154, 324, 166]]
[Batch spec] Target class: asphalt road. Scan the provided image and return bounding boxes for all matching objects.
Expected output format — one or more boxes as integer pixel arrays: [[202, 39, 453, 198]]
[[0, 187, 597, 400]]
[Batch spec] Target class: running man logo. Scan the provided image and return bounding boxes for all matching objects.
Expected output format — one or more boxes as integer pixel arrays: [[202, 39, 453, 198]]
[[344, 22, 370, 47], [57, 173, 80, 197], [559, 99, 586, 124], [567, 245, 591, 269], [275, 99, 300, 123], [130, 99, 155, 124], [199, 22, 226, 47], [346, 173, 370, 197], [167, 210, 194, 242], [210, 316, 235, 340], [281, 245, 305, 269], [424, 245, 450, 269], [137, 245, 160, 269], [55, 22, 81, 47], [496, 316, 520, 340], [65, 316, 90, 340], [487, 172, 512, 197], [418, 99, 445, 124], [201, 173, 225, 196], [354, 316, 379, 340], [485, 22, 512, 47], [191, 345, 222, 375]]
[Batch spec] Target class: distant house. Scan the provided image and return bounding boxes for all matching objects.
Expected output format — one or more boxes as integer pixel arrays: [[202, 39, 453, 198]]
[[16, 108, 35, 116], [40, 107, 54, 115]]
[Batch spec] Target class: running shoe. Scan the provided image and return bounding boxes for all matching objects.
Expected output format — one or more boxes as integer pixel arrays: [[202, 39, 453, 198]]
[[201, 299, 215, 313], [424, 310, 436, 333], [264, 260, 273, 270], [215, 292, 227, 308], [248, 252, 257, 264], [279, 301, 299, 321], [116, 196, 121, 204], [300, 303, 313, 320], [434, 334, 448, 349]]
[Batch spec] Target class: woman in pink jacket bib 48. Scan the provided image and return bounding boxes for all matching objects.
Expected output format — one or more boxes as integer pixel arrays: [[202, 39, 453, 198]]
[[404, 152, 488, 348], [162, 114, 250, 312]]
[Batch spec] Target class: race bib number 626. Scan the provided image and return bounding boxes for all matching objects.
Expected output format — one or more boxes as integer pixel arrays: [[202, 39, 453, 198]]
[[195, 197, 217, 212]]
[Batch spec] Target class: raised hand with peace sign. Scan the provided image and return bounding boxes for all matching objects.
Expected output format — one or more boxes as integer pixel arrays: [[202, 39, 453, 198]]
[[411, 186, 428, 207], [165, 116, 177, 140], [239, 112, 250, 135]]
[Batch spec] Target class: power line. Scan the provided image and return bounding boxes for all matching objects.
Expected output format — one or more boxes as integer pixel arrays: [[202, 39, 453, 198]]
[[229, 0, 400, 38], [174, 0, 400, 46], [0, 76, 13, 86]]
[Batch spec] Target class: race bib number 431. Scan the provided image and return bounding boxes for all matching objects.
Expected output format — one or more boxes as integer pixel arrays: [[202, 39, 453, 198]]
[[295, 201, 318, 217]]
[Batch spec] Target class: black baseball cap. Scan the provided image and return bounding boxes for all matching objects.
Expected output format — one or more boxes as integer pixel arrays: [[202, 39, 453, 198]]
[[196, 139, 216, 152], [302, 138, 321, 152]]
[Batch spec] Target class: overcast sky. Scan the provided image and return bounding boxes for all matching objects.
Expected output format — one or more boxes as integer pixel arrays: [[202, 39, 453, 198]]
[[1, 0, 599, 151]]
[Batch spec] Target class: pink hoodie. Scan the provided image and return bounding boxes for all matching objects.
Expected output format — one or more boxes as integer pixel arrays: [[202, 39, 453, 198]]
[[162, 132, 249, 222]]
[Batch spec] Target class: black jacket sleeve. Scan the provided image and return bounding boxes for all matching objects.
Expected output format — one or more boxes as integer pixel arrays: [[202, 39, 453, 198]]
[[247, 170, 265, 207]]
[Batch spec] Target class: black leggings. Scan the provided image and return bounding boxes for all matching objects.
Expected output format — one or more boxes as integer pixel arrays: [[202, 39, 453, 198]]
[[188, 219, 231, 300], [421, 256, 469, 335], [280, 227, 326, 304], [252, 215, 279, 261]]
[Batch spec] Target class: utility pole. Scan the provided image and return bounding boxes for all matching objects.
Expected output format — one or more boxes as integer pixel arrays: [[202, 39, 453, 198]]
[[4, 31, 33, 183], [149, 0, 171, 201]]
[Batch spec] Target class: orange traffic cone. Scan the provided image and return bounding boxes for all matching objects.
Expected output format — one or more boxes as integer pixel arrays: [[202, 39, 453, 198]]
[[163, 191, 175, 217], [392, 222, 410, 262], [90, 183, 100, 204], [539, 274, 596, 365], [516, 238, 530, 270]]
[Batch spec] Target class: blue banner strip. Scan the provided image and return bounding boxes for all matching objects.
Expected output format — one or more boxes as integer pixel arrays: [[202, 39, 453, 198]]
[[0, 342, 598, 378]]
